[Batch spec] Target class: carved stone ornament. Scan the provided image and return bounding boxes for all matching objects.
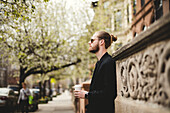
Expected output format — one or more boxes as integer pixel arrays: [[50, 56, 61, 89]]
[[118, 40, 170, 107]]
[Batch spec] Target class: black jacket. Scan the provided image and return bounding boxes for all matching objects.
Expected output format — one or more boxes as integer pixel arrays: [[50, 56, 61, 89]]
[[87, 52, 117, 113]]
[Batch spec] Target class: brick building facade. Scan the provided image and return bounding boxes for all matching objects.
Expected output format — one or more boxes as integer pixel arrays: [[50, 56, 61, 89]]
[[132, 0, 170, 37]]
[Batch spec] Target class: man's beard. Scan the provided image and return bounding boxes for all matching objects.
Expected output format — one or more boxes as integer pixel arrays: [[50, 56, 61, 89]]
[[89, 44, 99, 53]]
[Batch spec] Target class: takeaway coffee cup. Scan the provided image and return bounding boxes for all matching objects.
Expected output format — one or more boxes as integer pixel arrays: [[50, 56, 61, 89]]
[[74, 84, 82, 91]]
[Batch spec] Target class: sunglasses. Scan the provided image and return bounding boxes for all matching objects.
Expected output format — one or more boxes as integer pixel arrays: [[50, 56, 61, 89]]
[[90, 38, 98, 43]]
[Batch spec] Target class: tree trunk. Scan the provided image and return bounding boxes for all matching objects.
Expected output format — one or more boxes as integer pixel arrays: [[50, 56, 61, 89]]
[[39, 82, 42, 99], [48, 78, 52, 97], [43, 81, 46, 98], [19, 66, 25, 89]]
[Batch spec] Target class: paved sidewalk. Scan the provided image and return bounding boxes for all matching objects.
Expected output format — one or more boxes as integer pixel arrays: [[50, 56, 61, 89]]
[[34, 90, 75, 113]]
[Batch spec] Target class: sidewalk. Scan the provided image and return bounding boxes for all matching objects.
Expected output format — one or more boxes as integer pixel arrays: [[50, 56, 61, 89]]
[[34, 90, 75, 113]]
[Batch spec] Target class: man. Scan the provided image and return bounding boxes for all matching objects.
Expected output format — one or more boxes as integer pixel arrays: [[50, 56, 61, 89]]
[[74, 31, 117, 113]]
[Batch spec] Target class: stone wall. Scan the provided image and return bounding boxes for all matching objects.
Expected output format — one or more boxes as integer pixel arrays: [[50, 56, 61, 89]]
[[112, 13, 170, 113]]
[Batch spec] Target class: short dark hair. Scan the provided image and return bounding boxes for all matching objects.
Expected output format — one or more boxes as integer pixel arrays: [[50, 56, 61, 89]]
[[22, 82, 26, 86], [96, 31, 117, 49]]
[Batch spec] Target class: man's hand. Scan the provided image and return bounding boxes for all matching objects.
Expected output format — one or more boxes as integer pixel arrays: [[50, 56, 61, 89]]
[[74, 90, 88, 99]]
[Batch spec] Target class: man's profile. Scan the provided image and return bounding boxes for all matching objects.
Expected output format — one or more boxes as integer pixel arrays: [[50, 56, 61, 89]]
[[74, 31, 117, 113]]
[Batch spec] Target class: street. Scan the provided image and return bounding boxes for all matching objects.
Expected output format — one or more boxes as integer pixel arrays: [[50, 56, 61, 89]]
[[34, 90, 75, 113]]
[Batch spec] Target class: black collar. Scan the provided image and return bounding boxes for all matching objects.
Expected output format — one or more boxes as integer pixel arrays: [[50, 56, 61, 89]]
[[98, 52, 109, 62]]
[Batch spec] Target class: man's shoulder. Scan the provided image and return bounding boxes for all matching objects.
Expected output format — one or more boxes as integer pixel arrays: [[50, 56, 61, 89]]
[[99, 52, 115, 67], [103, 54, 114, 63], [101, 57, 115, 68]]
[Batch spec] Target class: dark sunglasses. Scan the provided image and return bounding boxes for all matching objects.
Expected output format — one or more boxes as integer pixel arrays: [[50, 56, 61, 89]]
[[90, 38, 98, 43]]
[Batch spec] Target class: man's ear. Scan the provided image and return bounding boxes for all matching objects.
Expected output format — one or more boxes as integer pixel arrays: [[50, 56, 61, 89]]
[[99, 39, 105, 46]]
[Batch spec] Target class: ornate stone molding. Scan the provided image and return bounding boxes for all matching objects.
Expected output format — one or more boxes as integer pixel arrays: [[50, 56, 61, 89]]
[[118, 40, 170, 107]]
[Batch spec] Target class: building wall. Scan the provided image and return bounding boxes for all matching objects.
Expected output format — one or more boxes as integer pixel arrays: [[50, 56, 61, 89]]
[[113, 11, 170, 113], [132, 0, 170, 37], [113, 1, 170, 112], [109, 0, 133, 53], [0, 51, 19, 87], [0, 68, 7, 87], [0, 51, 8, 87]]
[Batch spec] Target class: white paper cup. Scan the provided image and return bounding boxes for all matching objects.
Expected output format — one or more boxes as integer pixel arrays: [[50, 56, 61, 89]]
[[74, 85, 82, 91]]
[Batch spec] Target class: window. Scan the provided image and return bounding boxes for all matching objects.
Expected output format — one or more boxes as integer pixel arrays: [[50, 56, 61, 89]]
[[133, 0, 137, 15], [92, 1, 98, 7], [141, 0, 145, 7], [134, 32, 138, 37], [127, 5, 130, 23], [114, 10, 122, 31], [154, 0, 163, 20], [142, 25, 147, 31], [151, 15, 155, 24]]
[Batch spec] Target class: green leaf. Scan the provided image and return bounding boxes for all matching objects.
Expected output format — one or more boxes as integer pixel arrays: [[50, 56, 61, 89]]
[[44, 0, 49, 2], [32, 5, 36, 9]]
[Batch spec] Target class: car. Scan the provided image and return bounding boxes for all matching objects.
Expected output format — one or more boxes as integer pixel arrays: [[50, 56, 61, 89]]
[[7, 85, 19, 96], [0, 88, 18, 112]]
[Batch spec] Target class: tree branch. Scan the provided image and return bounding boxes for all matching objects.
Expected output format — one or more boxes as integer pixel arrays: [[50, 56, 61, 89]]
[[23, 58, 81, 80]]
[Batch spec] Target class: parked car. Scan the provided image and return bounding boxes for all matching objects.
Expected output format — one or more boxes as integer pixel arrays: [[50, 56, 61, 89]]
[[7, 85, 19, 96], [28, 89, 39, 112], [0, 88, 18, 112]]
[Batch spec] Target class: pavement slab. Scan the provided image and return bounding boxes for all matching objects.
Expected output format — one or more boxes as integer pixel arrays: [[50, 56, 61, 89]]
[[34, 90, 75, 113]]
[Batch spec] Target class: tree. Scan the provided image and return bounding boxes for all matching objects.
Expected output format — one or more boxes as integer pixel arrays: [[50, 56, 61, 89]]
[[0, 0, 94, 86]]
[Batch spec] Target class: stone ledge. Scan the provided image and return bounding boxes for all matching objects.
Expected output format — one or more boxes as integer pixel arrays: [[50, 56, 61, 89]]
[[115, 97, 170, 113]]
